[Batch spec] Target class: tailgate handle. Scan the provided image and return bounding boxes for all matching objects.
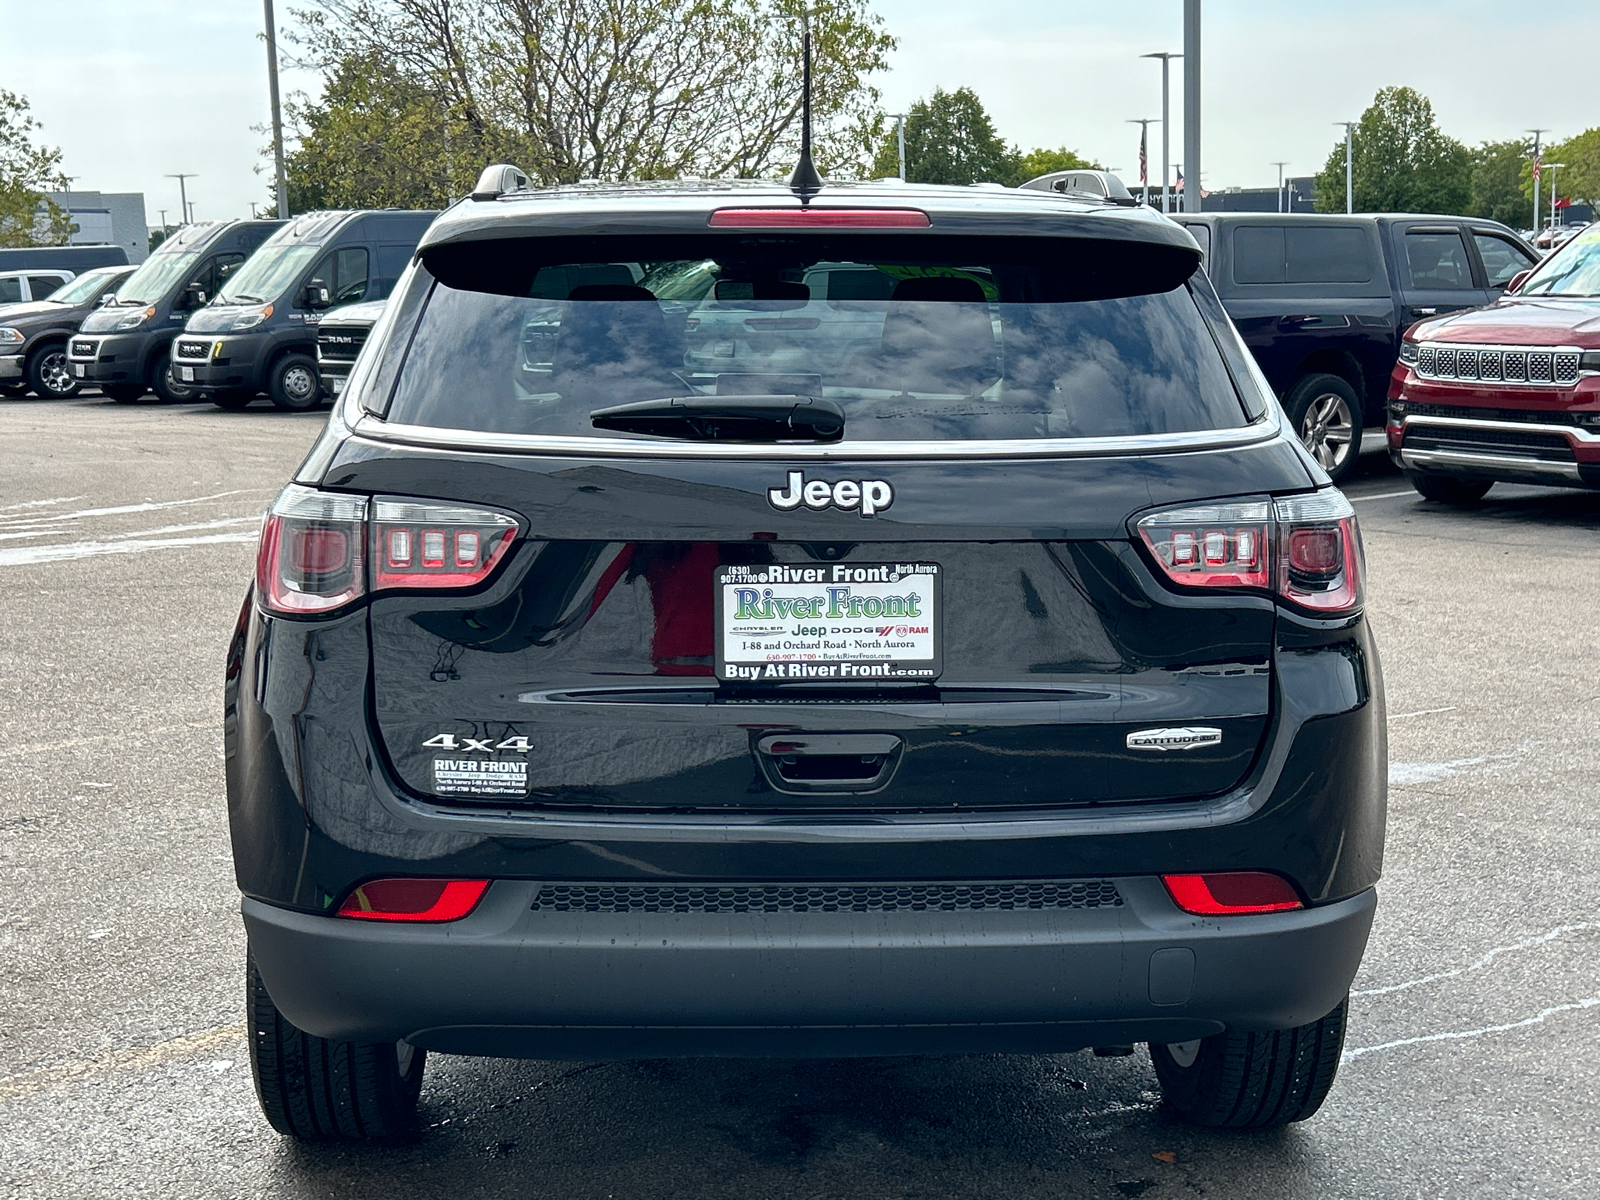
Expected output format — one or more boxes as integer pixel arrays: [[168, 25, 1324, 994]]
[[755, 733, 904, 794]]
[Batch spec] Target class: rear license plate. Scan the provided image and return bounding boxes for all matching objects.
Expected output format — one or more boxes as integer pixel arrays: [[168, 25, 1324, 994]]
[[74, 364, 85, 378], [329, 376, 344, 394], [715, 562, 941, 683], [180, 366, 194, 381]]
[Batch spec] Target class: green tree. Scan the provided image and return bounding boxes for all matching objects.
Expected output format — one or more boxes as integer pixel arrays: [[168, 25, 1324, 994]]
[[1314, 86, 1471, 214], [0, 90, 74, 247], [870, 87, 1019, 185], [286, 0, 894, 199], [1470, 138, 1534, 227], [1527, 127, 1600, 212], [1012, 145, 1101, 185]]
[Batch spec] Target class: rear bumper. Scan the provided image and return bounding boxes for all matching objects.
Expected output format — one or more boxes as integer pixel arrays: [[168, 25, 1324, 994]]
[[244, 880, 1376, 1059]]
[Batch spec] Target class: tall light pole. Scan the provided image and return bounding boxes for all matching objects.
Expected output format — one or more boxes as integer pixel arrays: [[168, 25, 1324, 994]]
[[1547, 163, 1565, 232], [1141, 52, 1181, 213], [1334, 122, 1354, 213], [1182, 1, 1201, 213], [1527, 129, 1548, 233], [165, 174, 196, 225], [1271, 161, 1289, 213], [1128, 119, 1158, 205], [890, 113, 907, 181], [158, 208, 168, 231], [264, 0, 289, 218]]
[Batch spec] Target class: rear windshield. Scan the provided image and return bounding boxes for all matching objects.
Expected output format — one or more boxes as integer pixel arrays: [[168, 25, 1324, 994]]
[[382, 234, 1248, 442]]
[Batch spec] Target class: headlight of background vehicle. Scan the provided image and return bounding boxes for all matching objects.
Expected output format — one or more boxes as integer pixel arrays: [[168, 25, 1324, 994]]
[[0, 327, 23, 345], [1398, 341, 1419, 365], [226, 303, 273, 332]]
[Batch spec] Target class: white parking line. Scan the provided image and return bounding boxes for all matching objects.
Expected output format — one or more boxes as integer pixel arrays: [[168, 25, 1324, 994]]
[[0, 489, 265, 527], [0, 530, 258, 566], [0, 495, 84, 513], [1354, 920, 1600, 997], [1342, 997, 1600, 1062], [1388, 706, 1458, 721], [1350, 490, 1418, 502], [0, 1025, 244, 1105]]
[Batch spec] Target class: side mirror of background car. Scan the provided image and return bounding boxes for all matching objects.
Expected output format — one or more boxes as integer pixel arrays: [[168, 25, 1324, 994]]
[[302, 279, 331, 310], [99, 293, 116, 306], [183, 283, 208, 309], [1506, 269, 1531, 294]]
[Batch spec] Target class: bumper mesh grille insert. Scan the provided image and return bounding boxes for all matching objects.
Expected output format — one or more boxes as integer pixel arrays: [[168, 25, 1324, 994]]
[[531, 879, 1124, 914]]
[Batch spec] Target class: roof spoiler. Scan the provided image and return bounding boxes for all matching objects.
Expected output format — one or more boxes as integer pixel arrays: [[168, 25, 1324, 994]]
[[1017, 170, 1138, 207], [471, 163, 531, 202]]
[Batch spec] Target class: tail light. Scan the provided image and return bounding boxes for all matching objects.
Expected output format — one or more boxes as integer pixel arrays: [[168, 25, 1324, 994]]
[[1162, 872, 1304, 915], [1136, 490, 1364, 615], [337, 878, 490, 922], [256, 485, 520, 616]]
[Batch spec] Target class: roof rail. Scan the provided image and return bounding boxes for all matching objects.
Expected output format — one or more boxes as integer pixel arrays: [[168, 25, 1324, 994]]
[[1017, 170, 1137, 207], [471, 164, 531, 202]]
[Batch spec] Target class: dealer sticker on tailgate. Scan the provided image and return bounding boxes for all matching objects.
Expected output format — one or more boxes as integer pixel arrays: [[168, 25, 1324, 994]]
[[715, 562, 940, 683]]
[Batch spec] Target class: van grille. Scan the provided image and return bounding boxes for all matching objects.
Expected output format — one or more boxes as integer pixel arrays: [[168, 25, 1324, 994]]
[[70, 339, 96, 358], [530, 879, 1123, 914], [174, 340, 210, 360], [1417, 342, 1582, 387]]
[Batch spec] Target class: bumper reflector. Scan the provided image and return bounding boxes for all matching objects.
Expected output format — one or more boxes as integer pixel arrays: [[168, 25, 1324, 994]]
[[337, 878, 490, 922], [1161, 872, 1303, 915]]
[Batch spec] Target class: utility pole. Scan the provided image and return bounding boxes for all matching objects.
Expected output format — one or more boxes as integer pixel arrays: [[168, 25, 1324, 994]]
[[1527, 129, 1548, 233], [1271, 161, 1289, 213], [1334, 122, 1354, 212], [264, 0, 289, 218], [1182, 1, 1201, 213], [1547, 163, 1565, 232], [1141, 52, 1181, 213], [890, 114, 907, 181], [158, 208, 167, 231], [187, 201, 196, 223], [1128, 119, 1158, 205], [165, 174, 196, 225]]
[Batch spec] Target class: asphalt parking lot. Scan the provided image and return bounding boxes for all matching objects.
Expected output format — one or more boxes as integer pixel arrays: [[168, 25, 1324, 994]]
[[1, 393, 1597, 1199]]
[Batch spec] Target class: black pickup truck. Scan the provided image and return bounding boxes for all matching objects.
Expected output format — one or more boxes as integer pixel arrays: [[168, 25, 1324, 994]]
[[1171, 213, 1537, 481]]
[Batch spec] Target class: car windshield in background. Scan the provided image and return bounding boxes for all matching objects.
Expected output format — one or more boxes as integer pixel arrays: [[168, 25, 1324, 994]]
[[46, 269, 118, 306], [216, 244, 320, 304], [1519, 225, 1600, 297], [113, 250, 200, 305], [384, 235, 1246, 443]]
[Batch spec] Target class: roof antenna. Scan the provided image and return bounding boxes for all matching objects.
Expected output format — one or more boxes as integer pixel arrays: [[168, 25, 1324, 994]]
[[788, 16, 823, 199]]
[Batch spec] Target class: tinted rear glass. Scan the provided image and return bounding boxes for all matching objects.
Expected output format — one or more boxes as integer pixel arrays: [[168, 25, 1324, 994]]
[[1233, 224, 1371, 284], [383, 234, 1246, 443]]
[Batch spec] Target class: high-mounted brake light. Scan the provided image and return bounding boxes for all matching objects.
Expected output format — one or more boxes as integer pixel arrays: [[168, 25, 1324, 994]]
[[337, 878, 490, 922], [255, 485, 520, 616], [708, 208, 930, 229], [1162, 872, 1304, 915], [1135, 490, 1364, 616]]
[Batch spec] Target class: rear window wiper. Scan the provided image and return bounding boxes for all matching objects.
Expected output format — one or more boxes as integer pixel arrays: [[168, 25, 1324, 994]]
[[590, 394, 844, 442]]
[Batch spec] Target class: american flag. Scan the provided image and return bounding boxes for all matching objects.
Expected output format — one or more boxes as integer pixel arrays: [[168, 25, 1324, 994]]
[[1532, 150, 1541, 183], [1139, 126, 1148, 186]]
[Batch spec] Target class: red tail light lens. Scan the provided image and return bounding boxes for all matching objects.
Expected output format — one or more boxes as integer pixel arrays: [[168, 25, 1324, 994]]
[[256, 487, 367, 615], [370, 498, 519, 590], [1162, 872, 1303, 915], [337, 878, 490, 922], [708, 208, 931, 228], [256, 486, 521, 616], [1135, 490, 1363, 616]]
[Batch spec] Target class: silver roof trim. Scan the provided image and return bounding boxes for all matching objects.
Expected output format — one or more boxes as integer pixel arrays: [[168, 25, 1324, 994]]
[[346, 410, 1282, 462]]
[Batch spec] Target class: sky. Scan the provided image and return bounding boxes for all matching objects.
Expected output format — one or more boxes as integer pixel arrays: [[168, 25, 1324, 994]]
[[1, 0, 1596, 227]]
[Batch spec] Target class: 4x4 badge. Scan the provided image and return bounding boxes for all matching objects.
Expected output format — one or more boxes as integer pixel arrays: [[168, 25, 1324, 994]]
[[768, 470, 893, 516], [1125, 727, 1223, 752]]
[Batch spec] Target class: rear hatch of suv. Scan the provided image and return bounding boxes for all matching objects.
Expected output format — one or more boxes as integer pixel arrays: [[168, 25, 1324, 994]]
[[346, 210, 1310, 813]]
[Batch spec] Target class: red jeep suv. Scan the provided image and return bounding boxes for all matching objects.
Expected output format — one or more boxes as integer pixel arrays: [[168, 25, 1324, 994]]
[[1388, 224, 1600, 502]]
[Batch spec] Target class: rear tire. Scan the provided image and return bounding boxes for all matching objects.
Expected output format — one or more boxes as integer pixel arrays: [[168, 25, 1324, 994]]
[[247, 951, 425, 1142], [1150, 997, 1347, 1128], [1285, 373, 1361, 483], [149, 357, 195, 404], [1408, 473, 1493, 505], [26, 342, 80, 399], [0, 383, 29, 398], [267, 353, 322, 411], [102, 384, 145, 403], [212, 390, 256, 410]]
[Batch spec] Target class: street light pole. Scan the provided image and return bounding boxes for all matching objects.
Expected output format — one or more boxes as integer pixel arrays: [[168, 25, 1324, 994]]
[[1128, 119, 1158, 205], [1527, 129, 1548, 233], [890, 114, 907, 181], [1141, 52, 1181, 213], [1182, 1, 1201, 214], [1334, 122, 1354, 213], [165, 174, 196, 226], [264, 0, 289, 218], [1271, 161, 1289, 213], [1547, 163, 1565, 232]]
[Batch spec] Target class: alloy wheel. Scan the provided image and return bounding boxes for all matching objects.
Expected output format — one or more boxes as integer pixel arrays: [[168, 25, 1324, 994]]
[[40, 349, 74, 396], [1298, 391, 1355, 472]]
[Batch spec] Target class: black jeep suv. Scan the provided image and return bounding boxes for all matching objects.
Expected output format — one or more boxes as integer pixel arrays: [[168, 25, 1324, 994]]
[[228, 167, 1385, 1142]]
